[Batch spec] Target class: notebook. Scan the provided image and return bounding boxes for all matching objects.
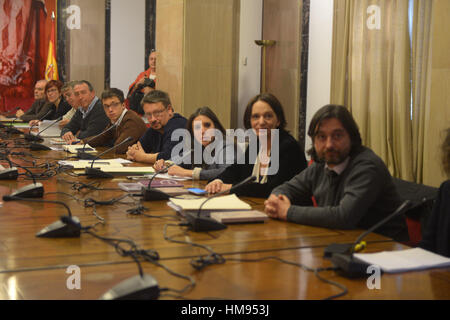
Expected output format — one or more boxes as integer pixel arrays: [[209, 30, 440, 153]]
[[354, 247, 450, 273], [210, 210, 268, 224], [169, 194, 252, 212]]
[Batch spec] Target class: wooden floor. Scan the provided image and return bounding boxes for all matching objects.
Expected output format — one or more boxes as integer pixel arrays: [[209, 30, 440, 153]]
[[0, 132, 449, 301]]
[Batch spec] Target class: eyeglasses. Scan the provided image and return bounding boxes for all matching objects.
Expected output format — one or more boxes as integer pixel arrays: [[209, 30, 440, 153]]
[[144, 108, 167, 119], [103, 101, 122, 109]]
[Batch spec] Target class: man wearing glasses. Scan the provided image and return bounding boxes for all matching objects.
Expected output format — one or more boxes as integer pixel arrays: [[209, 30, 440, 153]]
[[83, 88, 147, 154], [126, 90, 187, 164]]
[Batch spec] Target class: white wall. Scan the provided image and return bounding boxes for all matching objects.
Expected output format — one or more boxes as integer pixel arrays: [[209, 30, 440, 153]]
[[110, 0, 146, 96], [306, 0, 334, 153], [237, 0, 263, 128]]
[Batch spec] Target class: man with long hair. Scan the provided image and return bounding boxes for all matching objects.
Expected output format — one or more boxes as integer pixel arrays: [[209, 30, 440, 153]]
[[265, 104, 408, 241]]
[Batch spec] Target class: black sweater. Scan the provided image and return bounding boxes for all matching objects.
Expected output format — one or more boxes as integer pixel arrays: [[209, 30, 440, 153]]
[[217, 129, 307, 198], [420, 180, 450, 257]]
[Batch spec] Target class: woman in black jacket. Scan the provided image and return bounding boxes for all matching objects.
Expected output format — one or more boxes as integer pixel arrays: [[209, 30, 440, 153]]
[[28, 80, 71, 126], [205, 93, 307, 198]]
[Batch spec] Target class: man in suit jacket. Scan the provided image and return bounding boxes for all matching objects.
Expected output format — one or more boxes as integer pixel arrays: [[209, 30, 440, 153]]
[[61, 80, 110, 144], [84, 88, 147, 154]]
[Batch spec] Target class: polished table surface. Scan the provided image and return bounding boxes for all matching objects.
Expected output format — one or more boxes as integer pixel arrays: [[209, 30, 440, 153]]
[[0, 135, 449, 300]]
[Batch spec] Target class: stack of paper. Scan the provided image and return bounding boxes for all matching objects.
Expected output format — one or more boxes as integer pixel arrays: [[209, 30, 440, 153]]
[[36, 120, 61, 137], [169, 194, 252, 218], [354, 247, 450, 273]]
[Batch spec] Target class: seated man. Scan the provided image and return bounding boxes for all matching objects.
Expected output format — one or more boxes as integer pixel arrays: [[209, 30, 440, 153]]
[[84, 88, 147, 154], [61, 80, 110, 143], [264, 104, 409, 241], [126, 90, 187, 164], [59, 81, 80, 128], [15, 79, 47, 122]]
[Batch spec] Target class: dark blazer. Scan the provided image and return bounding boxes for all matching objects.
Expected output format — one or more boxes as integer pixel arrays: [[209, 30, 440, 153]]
[[217, 129, 307, 198], [20, 99, 47, 122], [60, 98, 110, 140]]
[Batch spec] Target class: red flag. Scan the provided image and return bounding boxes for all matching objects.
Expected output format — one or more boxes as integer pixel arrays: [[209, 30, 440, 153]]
[[45, 11, 58, 80]]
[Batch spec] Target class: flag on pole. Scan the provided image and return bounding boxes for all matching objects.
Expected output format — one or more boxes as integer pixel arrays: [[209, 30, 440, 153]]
[[45, 11, 58, 80]]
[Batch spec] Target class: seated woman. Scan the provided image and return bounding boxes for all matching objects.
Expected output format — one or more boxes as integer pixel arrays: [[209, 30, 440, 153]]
[[205, 93, 307, 198], [29, 80, 72, 127], [154, 106, 235, 180], [419, 128, 450, 257]]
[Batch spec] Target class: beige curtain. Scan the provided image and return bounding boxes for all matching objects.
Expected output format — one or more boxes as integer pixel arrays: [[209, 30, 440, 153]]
[[331, 0, 414, 181], [411, 0, 433, 184]]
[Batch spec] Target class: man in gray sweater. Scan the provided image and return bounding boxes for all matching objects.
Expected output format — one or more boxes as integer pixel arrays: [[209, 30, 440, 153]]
[[265, 104, 408, 241], [61, 80, 109, 143]]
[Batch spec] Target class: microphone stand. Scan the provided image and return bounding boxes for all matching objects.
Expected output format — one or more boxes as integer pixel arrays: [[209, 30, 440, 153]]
[[325, 200, 412, 278], [24, 108, 56, 142], [77, 124, 117, 160], [2, 164, 44, 199], [184, 175, 257, 232], [141, 164, 174, 201], [85, 137, 133, 178], [26, 116, 63, 151]]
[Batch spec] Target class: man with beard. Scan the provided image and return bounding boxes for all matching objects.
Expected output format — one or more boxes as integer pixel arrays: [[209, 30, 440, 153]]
[[264, 104, 408, 241], [126, 90, 186, 164]]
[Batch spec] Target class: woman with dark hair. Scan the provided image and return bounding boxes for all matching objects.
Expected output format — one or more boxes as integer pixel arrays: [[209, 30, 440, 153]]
[[205, 93, 307, 198], [154, 106, 235, 180], [28, 80, 71, 126], [420, 128, 450, 257]]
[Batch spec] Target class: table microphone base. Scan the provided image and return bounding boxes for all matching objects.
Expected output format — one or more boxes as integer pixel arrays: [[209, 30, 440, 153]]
[[141, 187, 170, 201], [99, 274, 160, 300], [5, 127, 22, 134], [36, 216, 81, 238], [184, 212, 227, 232], [3, 183, 44, 200], [330, 253, 372, 278], [85, 167, 114, 178], [77, 151, 97, 160], [25, 134, 44, 142], [30, 143, 51, 151], [0, 167, 19, 180]]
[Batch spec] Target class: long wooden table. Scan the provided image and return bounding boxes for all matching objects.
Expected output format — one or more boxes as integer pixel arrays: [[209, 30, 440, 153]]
[[0, 134, 449, 301]]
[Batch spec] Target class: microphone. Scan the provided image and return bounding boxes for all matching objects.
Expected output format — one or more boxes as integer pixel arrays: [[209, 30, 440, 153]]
[[4, 117, 23, 134], [0, 106, 20, 121], [324, 200, 413, 278], [0, 151, 19, 180], [25, 115, 63, 142], [2, 164, 44, 199], [77, 124, 118, 160], [141, 163, 175, 201], [2, 195, 80, 238], [24, 107, 56, 142], [184, 175, 257, 232], [85, 136, 133, 178]]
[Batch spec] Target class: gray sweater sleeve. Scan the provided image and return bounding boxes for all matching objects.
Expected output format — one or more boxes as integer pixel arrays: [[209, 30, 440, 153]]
[[272, 159, 387, 229], [198, 142, 235, 181]]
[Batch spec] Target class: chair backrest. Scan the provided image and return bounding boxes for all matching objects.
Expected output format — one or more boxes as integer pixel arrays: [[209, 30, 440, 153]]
[[393, 178, 439, 246]]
